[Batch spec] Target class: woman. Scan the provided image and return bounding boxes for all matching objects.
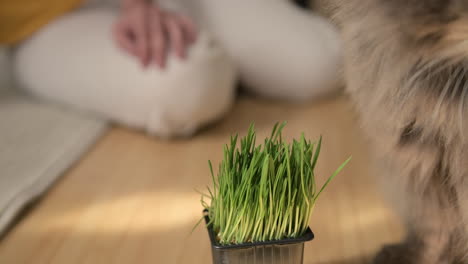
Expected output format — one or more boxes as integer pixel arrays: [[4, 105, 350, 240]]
[[1, 0, 342, 138]]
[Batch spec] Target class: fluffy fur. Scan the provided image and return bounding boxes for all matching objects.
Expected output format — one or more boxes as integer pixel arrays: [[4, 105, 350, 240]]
[[324, 0, 468, 263]]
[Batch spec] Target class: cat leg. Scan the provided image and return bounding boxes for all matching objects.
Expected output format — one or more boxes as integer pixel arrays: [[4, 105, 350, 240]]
[[374, 159, 458, 264], [452, 171, 468, 263]]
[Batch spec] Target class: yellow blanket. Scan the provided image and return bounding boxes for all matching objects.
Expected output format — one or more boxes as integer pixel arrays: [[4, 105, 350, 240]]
[[0, 0, 83, 45]]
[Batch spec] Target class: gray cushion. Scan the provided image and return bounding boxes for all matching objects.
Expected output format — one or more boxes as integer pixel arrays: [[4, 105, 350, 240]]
[[0, 48, 12, 95], [0, 48, 108, 235]]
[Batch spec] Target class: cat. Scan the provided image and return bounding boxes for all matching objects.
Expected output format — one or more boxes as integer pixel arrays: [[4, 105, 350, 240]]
[[320, 0, 468, 263]]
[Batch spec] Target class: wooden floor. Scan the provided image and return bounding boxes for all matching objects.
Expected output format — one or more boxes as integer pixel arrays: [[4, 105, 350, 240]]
[[0, 95, 404, 264]]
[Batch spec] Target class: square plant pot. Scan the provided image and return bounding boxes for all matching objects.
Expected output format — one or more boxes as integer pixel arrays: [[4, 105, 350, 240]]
[[204, 210, 314, 264]]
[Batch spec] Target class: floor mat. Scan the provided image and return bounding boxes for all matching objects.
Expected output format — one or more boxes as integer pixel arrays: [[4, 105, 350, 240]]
[[0, 95, 107, 235]]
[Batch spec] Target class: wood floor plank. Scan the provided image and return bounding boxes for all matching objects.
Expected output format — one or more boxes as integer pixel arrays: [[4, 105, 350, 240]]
[[0, 96, 404, 264]]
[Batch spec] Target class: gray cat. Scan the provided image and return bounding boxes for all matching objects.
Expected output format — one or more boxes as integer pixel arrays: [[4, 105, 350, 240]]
[[321, 0, 468, 263]]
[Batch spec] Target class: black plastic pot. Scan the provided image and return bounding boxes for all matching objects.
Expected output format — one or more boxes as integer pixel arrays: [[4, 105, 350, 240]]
[[204, 210, 314, 264]]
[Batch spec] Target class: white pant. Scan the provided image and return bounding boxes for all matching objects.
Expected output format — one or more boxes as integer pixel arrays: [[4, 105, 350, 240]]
[[13, 9, 236, 138], [12, 1, 342, 137], [167, 0, 343, 100]]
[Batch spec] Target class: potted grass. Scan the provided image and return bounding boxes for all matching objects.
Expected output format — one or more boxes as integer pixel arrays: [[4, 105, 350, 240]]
[[200, 122, 350, 264]]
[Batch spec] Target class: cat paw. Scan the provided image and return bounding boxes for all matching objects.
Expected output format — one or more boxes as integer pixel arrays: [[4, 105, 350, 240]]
[[373, 244, 416, 264]]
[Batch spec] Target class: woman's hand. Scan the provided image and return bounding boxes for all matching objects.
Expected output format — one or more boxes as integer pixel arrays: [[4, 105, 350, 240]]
[[113, 0, 197, 69]]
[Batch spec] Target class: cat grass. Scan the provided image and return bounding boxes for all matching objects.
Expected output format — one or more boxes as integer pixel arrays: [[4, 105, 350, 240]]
[[201, 122, 351, 245]]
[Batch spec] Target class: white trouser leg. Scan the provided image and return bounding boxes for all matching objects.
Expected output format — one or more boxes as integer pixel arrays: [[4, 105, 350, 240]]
[[166, 0, 343, 101], [13, 9, 237, 138]]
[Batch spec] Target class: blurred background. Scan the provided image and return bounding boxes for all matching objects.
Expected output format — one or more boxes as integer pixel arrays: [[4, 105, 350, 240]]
[[0, 0, 403, 263]]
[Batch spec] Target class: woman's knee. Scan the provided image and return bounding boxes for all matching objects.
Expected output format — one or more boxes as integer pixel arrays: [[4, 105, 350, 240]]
[[142, 33, 237, 138], [189, 0, 343, 101], [12, 9, 237, 138], [240, 15, 343, 101]]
